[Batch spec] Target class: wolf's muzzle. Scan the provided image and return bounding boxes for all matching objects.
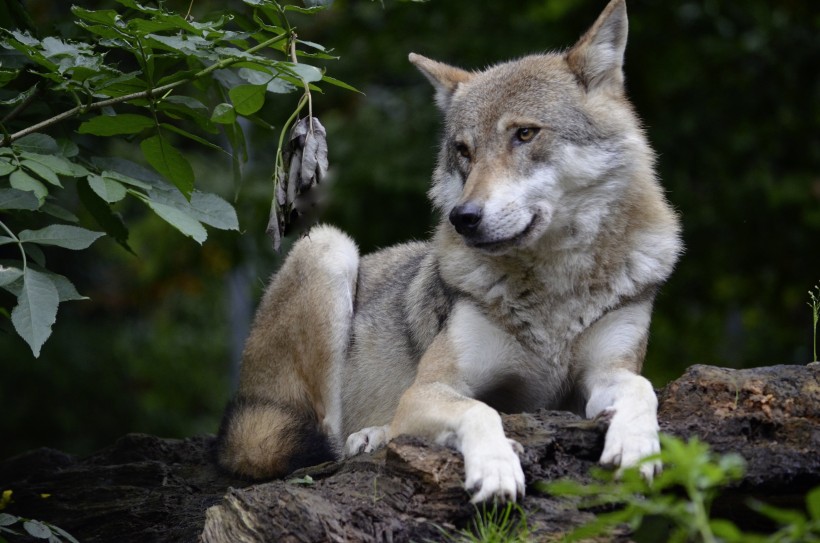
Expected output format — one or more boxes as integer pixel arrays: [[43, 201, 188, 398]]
[[449, 202, 483, 236]]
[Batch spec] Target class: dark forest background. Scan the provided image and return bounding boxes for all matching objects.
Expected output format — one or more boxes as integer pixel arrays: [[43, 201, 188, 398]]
[[1, 0, 818, 460]]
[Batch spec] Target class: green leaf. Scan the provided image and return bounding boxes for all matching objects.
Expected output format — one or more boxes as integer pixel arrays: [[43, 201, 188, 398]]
[[11, 268, 60, 358], [282, 4, 326, 14], [9, 170, 48, 203], [748, 499, 806, 527], [0, 160, 16, 176], [0, 188, 40, 210], [0, 513, 18, 526], [92, 157, 166, 188], [47, 271, 87, 302], [99, 170, 153, 191], [321, 74, 361, 93], [148, 189, 238, 231], [140, 135, 194, 197], [71, 6, 121, 26], [158, 96, 217, 133], [47, 523, 81, 543], [709, 519, 742, 541], [19, 225, 104, 250], [88, 174, 127, 203], [21, 159, 62, 187], [12, 133, 59, 154], [144, 198, 207, 244], [0, 85, 37, 107], [0, 68, 20, 88], [77, 179, 132, 253], [0, 266, 23, 287], [281, 62, 323, 83], [78, 113, 155, 136], [229, 84, 266, 116], [808, 486, 820, 520], [23, 244, 46, 267], [163, 95, 207, 111], [159, 124, 227, 155], [22, 520, 51, 539], [190, 192, 239, 230], [19, 153, 76, 177], [40, 203, 80, 223], [210, 103, 236, 124]]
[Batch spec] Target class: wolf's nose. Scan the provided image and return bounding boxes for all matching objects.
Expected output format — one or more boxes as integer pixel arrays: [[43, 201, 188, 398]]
[[449, 202, 483, 235]]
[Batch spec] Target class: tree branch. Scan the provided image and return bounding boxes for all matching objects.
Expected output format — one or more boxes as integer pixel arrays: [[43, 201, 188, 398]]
[[0, 33, 290, 147]]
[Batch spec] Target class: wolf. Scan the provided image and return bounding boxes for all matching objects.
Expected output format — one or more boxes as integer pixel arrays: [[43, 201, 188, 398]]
[[216, 0, 682, 503]]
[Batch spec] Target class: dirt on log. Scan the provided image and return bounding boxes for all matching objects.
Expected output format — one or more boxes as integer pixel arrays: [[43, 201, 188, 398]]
[[1, 363, 818, 542]]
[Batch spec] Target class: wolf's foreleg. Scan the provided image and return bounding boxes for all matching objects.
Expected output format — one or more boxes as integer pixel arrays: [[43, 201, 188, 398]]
[[389, 333, 525, 503], [577, 300, 661, 479]]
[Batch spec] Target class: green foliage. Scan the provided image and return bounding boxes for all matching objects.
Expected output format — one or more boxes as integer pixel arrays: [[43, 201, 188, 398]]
[[0, 506, 80, 543], [437, 503, 530, 543], [744, 488, 820, 543], [0, 0, 348, 356], [539, 435, 745, 543], [539, 434, 820, 543]]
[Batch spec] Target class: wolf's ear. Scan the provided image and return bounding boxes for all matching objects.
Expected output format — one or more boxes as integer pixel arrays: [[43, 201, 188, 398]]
[[566, 0, 628, 92], [409, 53, 472, 110]]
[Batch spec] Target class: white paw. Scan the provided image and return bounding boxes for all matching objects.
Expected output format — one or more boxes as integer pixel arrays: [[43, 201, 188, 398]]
[[344, 425, 390, 457], [463, 438, 525, 503], [599, 406, 661, 480]]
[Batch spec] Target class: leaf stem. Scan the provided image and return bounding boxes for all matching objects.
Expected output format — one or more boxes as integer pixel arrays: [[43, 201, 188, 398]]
[[0, 32, 289, 147], [0, 84, 40, 125], [0, 219, 26, 271]]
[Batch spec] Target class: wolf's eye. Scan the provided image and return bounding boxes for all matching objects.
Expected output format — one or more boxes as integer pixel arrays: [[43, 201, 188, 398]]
[[514, 127, 540, 143], [454, 142, 471, 160]]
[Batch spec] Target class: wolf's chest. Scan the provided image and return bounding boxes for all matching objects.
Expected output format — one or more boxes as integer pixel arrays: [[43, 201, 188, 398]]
[[448, 297, 589, 411]]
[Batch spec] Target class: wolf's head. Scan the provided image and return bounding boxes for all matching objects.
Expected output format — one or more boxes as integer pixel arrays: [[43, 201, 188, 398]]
[[411, 0, 654, 255]]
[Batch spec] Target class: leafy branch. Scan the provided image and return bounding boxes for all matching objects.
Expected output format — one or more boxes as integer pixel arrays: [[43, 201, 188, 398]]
[[0, 33, 289, 148], [0, 0, 353, 356]]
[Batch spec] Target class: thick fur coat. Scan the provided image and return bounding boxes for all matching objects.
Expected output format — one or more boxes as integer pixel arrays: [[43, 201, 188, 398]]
[[217, 0, 682, 503]]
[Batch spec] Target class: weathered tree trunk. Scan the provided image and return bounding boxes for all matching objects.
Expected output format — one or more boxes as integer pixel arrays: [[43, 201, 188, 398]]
[[2, 363, 818, 542]]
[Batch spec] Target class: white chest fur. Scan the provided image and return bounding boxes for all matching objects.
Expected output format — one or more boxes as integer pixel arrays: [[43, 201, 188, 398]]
[[447, 301, 571, 411]]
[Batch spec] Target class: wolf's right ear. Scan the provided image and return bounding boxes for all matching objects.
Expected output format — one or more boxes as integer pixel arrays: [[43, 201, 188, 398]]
[[409, 53, 472, 111]]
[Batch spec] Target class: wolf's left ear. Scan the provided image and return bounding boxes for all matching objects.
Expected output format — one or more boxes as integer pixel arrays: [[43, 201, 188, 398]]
[[566, 0, 628, 92], [409, 53, 473, 110]]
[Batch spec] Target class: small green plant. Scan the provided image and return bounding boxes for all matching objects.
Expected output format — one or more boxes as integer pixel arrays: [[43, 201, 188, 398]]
[[538, 434, 820, 543], [538, 434, 745, 543], [743, 486, 820, 543], [809, 282, 819, 362], [437, 503, 530, 543]]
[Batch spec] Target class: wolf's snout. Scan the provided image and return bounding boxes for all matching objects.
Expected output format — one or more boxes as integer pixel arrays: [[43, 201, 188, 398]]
[[449, 202, 483, 236]]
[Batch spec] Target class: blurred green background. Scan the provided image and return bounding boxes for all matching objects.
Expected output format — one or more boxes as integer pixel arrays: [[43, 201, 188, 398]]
[[1, 0, 818, 460]]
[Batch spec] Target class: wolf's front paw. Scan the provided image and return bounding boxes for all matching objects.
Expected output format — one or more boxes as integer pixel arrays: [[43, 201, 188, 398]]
[[599, 406, 660, 480], [463, 438, 525, 503], [345, 425, 390, 457]]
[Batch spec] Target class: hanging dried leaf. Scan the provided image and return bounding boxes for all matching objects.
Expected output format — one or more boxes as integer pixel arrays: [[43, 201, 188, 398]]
[[268, 116, 329, 251]]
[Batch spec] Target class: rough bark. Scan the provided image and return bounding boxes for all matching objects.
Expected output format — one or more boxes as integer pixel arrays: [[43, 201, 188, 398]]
[[1, 363, 818, 542]]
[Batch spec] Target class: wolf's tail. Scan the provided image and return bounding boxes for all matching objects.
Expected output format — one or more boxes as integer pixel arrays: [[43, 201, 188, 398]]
[[216, 396, 336, 479]]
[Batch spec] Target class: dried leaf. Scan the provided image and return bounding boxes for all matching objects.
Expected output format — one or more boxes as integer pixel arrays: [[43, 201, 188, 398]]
[[268, 115, 330, 252]]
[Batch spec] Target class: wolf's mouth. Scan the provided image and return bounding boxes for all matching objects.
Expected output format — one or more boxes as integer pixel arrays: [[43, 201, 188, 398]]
[[468, 215, 539, 252]]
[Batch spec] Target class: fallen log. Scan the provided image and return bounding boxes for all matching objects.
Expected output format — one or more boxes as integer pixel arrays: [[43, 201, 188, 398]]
[[1, 363, 817, 542]]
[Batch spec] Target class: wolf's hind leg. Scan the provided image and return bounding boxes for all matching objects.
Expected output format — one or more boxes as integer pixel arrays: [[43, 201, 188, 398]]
[[217, 225, 359, 479], [345, 424, 390, 456]]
